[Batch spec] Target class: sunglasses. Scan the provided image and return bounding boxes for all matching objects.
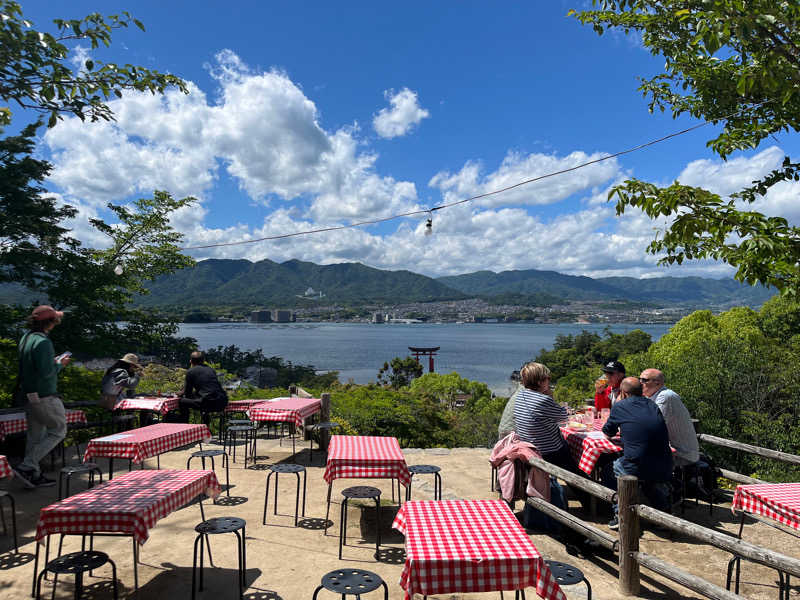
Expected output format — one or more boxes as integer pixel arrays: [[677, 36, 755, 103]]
[[638, 377, 654, 383]]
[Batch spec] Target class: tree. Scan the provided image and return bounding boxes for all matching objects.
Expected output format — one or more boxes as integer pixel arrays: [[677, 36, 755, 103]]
[[571, 1, 800, 293], [0, 0, 187, 127], [377, 356, 424, 389]]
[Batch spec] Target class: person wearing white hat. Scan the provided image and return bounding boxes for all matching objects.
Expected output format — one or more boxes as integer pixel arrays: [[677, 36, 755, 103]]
[[100, 353, 143, 410], [14, 305, 70, 488]]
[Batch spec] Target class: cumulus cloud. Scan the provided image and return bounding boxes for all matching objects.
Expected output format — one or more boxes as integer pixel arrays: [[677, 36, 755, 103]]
[[372, 88, 430, 139]]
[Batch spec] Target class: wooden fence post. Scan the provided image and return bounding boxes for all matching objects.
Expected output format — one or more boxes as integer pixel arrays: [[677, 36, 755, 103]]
[[320, 392, 331, 451], [618, 474, 640, 596]]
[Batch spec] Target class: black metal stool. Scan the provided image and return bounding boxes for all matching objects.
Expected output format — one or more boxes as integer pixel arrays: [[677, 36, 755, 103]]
[[225, 425, 255, 465], [533, 560, 591, 600], [192, 517, 247, 600], [58, 463, 103, 500], [262, 464, 306, 526], [36, 550, 118, 600], [406, 465, 442, 501], [312, 569, 388, 599], [339, 486, 381, 560], [188, 449, 230, 499], [111, 413, 137, 432], [309, 422, 339, 459], [0, 490, 17, 553]]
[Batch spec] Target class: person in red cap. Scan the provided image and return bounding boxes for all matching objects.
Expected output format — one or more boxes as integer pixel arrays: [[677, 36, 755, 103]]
[[14, 305, 71, 488]]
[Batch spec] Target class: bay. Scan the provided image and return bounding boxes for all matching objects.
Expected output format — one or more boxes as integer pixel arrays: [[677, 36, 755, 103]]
[[178, 322, 673, 395]]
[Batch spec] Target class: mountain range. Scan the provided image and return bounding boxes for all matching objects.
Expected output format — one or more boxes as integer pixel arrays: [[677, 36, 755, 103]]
[[131, 258, 774, 310]]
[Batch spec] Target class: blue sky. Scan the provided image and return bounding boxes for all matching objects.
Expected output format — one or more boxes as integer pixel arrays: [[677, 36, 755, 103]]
[[16, 1, 800, 279]]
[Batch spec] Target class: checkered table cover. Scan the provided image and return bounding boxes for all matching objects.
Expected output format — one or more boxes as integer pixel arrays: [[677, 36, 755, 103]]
[[0, 455, 12, 479], [35, 469, 220, 545], [247, 397, 321, 430], [732, 483, 800, 531], [83, 423, 211, 464], [114, 396, 180, 415], [323, 435, 411, 486], [225, 398, 282, 413], [561, 419, 621, 474], [392, 499, 565, 600], [0, 409, 87, 441]]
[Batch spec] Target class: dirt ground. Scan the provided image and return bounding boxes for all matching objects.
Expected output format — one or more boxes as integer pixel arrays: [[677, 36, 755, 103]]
[[0, 436, 797, 599]]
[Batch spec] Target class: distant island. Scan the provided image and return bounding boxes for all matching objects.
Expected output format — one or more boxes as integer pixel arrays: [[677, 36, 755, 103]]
[[1, 258, 775, 324]]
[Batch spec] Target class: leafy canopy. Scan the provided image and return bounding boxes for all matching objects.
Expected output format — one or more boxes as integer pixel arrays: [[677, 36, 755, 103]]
[[0, 0, 187, 127], [570, 1, 800, 293]]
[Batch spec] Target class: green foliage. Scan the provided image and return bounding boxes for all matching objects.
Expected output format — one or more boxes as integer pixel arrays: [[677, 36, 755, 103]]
[[0, 0, 187, 127], [377, 356, 423, 388], [571, 1, 800, 294]]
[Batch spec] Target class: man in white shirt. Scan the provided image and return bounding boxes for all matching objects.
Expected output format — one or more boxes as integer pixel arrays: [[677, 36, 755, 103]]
[[639, 368, 700, 467]]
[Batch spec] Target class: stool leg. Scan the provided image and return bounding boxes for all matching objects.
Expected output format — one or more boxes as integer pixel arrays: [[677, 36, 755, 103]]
[[224, 453, 230, 497], [241, 524, 247, 583], [74, 572, 83, 600], [406, 474, 413, 502], [339, 498, 347, 559], [0, 495, 6, 534], [235, 530, 243, 599], [263, 472, 272, 525], [374, 496, 381, 559], [65, 472, 72, 499], [435, 472, 442, 501], [192, 534, 200, 599], [324, 482, 332, 533], [8, 494, 18, 552], [302, 468, 307, 517], [293, 472, 300, 526], [109, 558, 118, 600], [132, 537, 139, 591], [35, 567, 47, 600], [381, 580, 389, 599], [584, 577, 592, 600], [274, 472, 279, 515]]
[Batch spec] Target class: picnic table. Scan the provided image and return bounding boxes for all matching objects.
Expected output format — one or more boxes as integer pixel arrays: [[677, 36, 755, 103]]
[[323, 435, 411, 486], [392, 499, 566, 600], [732, 483, 800, 531], [0, 455, 11, 479], [0, 409, 87, 441], [114, 395, 180, 415], [224, 398, 281, 413], [83, 423, 211, 478], [34, 469, 220, 591], [248, 397, 322, 459], [560, 419, 621, 475]]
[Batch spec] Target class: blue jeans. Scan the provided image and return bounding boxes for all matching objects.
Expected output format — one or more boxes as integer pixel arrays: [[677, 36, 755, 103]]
[[604, 457, 672, 516]]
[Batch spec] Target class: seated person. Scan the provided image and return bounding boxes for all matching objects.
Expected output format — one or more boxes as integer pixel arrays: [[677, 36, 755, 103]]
[[602, 377, 673, 529], [497, 384, 520, 439], [640, 368, 699, 467], [594, 360, 625, 411], [100, 353, 142, 410], [178, 351, 229, 424]]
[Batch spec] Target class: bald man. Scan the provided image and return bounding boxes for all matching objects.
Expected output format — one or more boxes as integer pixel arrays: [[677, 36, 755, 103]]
[[640, 368, 699, 467], [601, 377, 672, 529]]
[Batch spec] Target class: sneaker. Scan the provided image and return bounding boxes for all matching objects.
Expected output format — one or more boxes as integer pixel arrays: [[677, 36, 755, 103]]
[[608, 516, 619, 530], [12, 466, 36, 489], [31, 474, 56, 488]]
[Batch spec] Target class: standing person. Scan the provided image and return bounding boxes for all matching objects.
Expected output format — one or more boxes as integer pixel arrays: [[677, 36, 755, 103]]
[[594, 360, 625, 411], [640, 368, 699, 467], [14, 305, 71, 488], [178, 351, 229, 424], [100, 353, 143, 410], [602, 377, 673, 529]]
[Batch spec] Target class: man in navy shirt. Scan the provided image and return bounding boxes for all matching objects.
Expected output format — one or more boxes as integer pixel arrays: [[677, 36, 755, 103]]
[[602, 377, 672, 529]]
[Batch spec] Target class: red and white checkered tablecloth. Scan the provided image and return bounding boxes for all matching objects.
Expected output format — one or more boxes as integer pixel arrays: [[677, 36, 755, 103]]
[[392, 499, 566, 600], [0, 455, 12, 479], [35, 469, 220, 545], [323, 435, 411, 486], [732, 483, 800, 531], [247, 397, 321, 430], [114, 396, 179, 415], [83, 423, 211, 464], [225, 398, 283, 413], [561, 420, 621, 474], [0, 409, 87, 441]]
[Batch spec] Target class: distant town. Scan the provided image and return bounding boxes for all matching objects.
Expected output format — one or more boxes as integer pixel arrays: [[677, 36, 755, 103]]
[[203, 298, 692, 325]]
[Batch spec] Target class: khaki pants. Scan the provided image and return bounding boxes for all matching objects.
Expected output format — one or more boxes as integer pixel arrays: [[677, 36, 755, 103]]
[[21, 395, 67, 476]]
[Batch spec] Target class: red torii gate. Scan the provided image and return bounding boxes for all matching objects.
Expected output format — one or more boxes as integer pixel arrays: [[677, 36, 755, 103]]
[[409, 346, 439, 373]]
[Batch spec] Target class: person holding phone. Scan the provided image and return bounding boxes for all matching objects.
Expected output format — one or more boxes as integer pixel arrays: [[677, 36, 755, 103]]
[[14, 305, 70, 488]]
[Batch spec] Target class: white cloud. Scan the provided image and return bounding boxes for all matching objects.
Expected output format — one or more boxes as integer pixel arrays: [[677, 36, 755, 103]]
[[372, 88, 430, 139]]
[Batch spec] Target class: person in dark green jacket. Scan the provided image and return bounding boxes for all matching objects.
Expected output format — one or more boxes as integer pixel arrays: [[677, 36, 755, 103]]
[[14, 305, 71, 488]]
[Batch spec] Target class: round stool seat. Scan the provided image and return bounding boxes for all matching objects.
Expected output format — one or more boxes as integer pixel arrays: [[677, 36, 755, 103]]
[[227, 419, 253, 426], [269, 463, 305, 474], [227, 425, 253, 432], [342, 485, 381, 500], [60, 463, 100, 474], [195, 517, 246, 535], [190, 449, 226, 458], [408, 464, 441, 475], [545, 560, 586, 585], [319, 568, 384, 595], [46, 551, 110, 574], [313, 421, 339, 430]]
